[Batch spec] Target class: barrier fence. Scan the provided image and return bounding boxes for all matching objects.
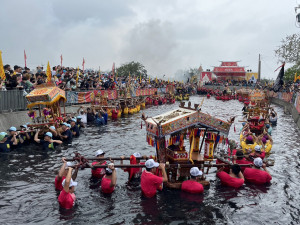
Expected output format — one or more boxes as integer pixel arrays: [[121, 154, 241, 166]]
[[0, 90, 27, 112]]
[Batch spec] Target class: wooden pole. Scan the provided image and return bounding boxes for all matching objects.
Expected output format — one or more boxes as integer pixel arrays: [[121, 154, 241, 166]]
[[199, 128, 207, 154], [89, 163, 259, 169], [65, 156, 150, 161]]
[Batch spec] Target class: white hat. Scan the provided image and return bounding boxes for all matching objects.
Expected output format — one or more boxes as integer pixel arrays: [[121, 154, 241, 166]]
[[133, 152, 141, 158], [190, 167, 203, 177], [254, 145, 261, 152], [105, 163, 114, 173], [62, 178, 78, 188], [45, 132, 53, 138], [65, 162, 74, 169], [66, 124, 71, 128], [49, 126, 56, 130], [95, 149, 105, 156], [145, 159, 159, 169], [71, 118, 76, 122], [254, 157, 263, 167]]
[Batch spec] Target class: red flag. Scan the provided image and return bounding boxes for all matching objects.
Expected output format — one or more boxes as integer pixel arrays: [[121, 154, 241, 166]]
[[60, 54, 63, 67], [112, 62, 115, 78], [24, 50, 27, 68], [82, 57, 85, 72]]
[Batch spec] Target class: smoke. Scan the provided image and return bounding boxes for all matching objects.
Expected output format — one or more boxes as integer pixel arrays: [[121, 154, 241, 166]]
[[120, 20, 178, 79]]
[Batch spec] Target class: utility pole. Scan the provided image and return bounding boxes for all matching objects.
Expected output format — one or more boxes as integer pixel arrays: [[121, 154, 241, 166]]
[[258, 54, 261, 81]]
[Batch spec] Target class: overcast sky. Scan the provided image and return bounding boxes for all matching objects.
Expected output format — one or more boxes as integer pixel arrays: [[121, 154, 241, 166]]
[[0, 0, 298, 79]]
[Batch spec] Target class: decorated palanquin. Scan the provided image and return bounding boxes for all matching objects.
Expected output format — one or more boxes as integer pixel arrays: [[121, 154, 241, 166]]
[[26, 82, 66, 127], [145, 102, 233, 182]]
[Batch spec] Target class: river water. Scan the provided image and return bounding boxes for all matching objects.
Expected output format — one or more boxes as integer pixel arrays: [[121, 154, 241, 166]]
[[0, 96, 299, 225]]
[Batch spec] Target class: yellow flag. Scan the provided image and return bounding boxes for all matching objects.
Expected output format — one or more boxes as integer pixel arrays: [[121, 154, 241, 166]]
[[294, 72, 298, 83], [168, 78, 169, 84], [140, 75, 141, 83], [76, 66, 79, 85], [0, 50, 5, 81], [46, 61, 51, 82], [156, 77, 158, 83]]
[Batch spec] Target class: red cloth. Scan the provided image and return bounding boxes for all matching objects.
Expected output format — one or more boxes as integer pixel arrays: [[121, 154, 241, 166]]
[[91, 161, 107, 178], [141, 171, 163, 198], [217, 171, 244, 188], [58, 189, 76, 209], [181, 180, 204, 194], [54, 176, 66, 191], [243, 168, 272, 184], [101, 176, 115, 194]]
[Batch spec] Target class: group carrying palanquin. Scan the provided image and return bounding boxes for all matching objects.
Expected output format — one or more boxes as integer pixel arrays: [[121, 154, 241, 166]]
[[0, 80, 276, 210]]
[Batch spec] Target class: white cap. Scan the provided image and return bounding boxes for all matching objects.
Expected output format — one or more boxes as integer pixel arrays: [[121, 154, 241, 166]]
[[105, 163, 114, 173], [71, 118, 76, 122], [254, 157, 263, 167], [49, 126, 56, 130], [65, 162, 74, 169], [95, 149, 105, 156], [190, 167, 203, 177], [145, 159, 159, 169], [66, 124, 71, 128], [62, 178, 78, 188], [45, 132, 53, 138], [133, 152, 141, 158], [254, 145, 261, 152]]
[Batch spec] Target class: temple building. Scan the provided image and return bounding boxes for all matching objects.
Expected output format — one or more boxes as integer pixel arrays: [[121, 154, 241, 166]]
[[212, 61, 246, 81]]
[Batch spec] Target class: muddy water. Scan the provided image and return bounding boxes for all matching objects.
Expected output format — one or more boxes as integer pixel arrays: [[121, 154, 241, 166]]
[[0, 96, 299, 224]]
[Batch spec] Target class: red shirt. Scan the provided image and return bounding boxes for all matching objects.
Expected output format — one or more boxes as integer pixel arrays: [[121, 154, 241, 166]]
[[141, 171, 163, 198], [101, 176, 115, 194], [58, 189, 76, 209], [124, 162, 145, 180], [54, 176, 66, 191], [243, 168, 272, 184], [181, 180, 204, 194], [249, 152, 266, 160], [217, 171, 244, 188], [112, 110, 118, 119], [235, 159, 252, 172], [91, 161, 106, 178]]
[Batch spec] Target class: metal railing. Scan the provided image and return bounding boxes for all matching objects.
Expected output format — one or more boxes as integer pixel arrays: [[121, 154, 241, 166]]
[[0, 90, 28, 112]]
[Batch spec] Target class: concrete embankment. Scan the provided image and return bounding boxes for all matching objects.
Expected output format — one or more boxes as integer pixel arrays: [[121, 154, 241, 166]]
[[270, 97, 300, 129]]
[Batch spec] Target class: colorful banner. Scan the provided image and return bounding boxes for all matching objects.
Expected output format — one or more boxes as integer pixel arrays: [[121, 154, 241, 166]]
[[66, 88, 159, 104]]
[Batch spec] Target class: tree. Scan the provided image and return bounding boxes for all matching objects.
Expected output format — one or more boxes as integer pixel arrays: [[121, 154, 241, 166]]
[[283, 65, 300, 82], [275, 33, 300, 66], [116, 61, 147, 78]]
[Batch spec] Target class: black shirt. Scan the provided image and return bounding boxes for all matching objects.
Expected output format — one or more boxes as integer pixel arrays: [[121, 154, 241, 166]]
[[61, 129, 73, 143], [40, 140, 57, 151], [87, 113, 95, 122], [70, 125, 80, 137], [0, 142, 11, 152]]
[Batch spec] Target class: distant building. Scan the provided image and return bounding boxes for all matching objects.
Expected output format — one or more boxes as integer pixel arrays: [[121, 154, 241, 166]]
[[213, 61, 246, 81]]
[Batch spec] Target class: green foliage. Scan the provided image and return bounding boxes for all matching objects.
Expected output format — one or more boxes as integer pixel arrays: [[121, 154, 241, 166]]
[[284, 65, 300, 82], [116, 61, 147, 78], [275, 33, 300, 65]]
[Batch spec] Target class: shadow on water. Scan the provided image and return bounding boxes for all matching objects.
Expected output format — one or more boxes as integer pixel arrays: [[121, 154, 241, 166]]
[[0, 96, 300, 224]]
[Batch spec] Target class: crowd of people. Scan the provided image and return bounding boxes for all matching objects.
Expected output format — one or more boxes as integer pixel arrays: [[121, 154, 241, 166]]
[[0, 64, 197, 94]]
